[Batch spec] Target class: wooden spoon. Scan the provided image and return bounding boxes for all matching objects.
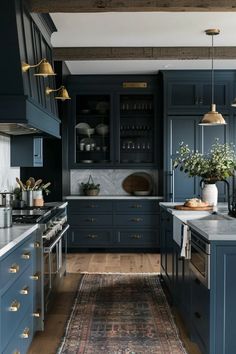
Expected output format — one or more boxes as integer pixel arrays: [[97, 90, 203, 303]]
[[33, 179, 43, 190], [16, 177, 26, 191]]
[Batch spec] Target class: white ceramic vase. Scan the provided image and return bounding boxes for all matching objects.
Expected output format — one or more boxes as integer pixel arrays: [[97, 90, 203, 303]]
[[201, 182, 218, 206]]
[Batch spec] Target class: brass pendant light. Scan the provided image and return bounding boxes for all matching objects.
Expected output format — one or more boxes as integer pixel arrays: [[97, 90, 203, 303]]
[[199, 29, 226, 126], [45, 86, 71, 101], [22, 58, 56, 77]]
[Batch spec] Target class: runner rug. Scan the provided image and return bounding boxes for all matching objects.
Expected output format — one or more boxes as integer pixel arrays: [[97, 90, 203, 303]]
[[57, 274, 187, 354]]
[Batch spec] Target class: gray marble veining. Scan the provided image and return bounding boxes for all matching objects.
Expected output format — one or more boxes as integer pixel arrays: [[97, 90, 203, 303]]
[[0, 135, 19, 192], [70, 169, 159, 195]]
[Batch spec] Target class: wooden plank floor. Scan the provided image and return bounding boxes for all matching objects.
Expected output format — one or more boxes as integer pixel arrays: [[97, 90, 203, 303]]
[[28, 253, 201, 354]]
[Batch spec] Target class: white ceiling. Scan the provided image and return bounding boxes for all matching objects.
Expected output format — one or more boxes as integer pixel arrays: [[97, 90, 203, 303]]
[[50, 12, 236, 74]]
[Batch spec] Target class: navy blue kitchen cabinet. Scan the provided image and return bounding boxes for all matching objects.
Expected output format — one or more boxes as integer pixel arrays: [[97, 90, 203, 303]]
[[67, 199, 160, 249], [162, 70, 234, 202], [0, 230, 38, 354], [11, 136, 43, 167], [67, 75, 160, 169]]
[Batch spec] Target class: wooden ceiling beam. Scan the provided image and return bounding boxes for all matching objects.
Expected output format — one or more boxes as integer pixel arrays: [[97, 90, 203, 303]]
[[26, 0, 236, 13], [53, 47, 236, 60]]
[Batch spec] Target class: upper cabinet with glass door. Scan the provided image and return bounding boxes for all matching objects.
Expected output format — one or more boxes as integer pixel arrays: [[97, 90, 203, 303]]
[[74, 94, 111, 166], [119, 94, 156, 166]]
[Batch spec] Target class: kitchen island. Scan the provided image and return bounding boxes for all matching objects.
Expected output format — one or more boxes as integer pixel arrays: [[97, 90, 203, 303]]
[[160, 202, 236, 354]]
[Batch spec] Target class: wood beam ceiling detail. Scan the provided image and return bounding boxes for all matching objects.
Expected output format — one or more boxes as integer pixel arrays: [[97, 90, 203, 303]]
[[27, 0, 236, 13], [53, 47, 236, 60]]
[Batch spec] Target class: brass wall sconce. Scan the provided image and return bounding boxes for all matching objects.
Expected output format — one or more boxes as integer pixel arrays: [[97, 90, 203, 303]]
[[22, 58, 56, 77], [45, 86, 71, 101]]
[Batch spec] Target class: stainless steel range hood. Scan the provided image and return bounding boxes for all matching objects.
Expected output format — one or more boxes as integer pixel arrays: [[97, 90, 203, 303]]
[[0, 123, 39, 135]]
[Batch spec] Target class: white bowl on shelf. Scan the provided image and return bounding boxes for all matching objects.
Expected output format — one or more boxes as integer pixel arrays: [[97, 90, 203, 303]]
[[96, 124, 109, 136]]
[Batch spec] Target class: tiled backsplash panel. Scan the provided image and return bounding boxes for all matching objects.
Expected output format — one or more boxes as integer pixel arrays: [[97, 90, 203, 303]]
[[70, 169, 159, 195], [0, 135, 19, 191]]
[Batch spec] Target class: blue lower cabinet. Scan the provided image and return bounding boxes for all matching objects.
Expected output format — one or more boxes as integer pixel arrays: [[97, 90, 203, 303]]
[[116, 230, 159, 247], [69, 214, 113, 227], [114, 214, 159, 228], [69, 228, 114, 248]]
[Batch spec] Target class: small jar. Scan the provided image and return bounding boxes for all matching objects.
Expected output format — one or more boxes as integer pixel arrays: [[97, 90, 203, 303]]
[[80, 142, 85, 151], [33, 190, 44, 207], [85, 144, 91, 151]]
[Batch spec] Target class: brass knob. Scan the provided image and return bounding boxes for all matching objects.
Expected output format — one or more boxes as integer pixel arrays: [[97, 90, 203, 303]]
[[88, 234, 98, 239], [9, 264, 20, 273], [131, 234, 142, 239], [88, 204, 97, 208], [31, 272, 40, 280], [9, 300, 20, 312], [13, 351, 20, 354], [21, 327, 30, 339], [87, 218, 96, 223], [34, 241, 40, 248], [131, 204, 142, 208], [131, 218, 143, 222], [32, 310, 41, 318], [21, 252, 31, 260], [20, 286, 29, 295]]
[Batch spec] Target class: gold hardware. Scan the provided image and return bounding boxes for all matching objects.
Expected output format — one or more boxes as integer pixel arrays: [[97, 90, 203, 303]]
[[34, 241, 40, 248], [20, 286, 29, 295], [88, 234, 98, 239], [32, 310, 41, 318], [88, 204, 97, 208], [31, 272, 40, 280], [131, 204, 142, 208], [9, 300, 20, 312], [9, 264, 20, 273], [22, 58, 56, 77], [13, 351, 20, 354], [131, 234, 142, 239], [45, 86, 71, 101], [21, 252, 31, 260], [21, 327, 30, 339], [131, 218, 143, 222], [122, 82, 147, 88], [87, 218, 96, 223]]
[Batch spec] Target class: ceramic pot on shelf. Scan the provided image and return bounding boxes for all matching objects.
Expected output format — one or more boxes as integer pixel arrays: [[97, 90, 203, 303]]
[[200, 179, 218, 206]]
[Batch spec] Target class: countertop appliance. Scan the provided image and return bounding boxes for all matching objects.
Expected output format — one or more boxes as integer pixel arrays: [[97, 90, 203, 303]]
[[189, 228, 210, 289], [12, 203, 69, 330]]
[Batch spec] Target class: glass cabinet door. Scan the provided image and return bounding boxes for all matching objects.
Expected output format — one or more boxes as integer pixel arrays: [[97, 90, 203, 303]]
[[119, 94, 155, 165], [75, 94, 111, 165]]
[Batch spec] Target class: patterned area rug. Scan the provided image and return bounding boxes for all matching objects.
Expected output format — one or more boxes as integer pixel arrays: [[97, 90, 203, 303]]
[[57, 274, 187, 354]]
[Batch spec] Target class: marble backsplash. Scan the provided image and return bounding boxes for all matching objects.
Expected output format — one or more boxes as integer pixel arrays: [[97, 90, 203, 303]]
[[70, 169, 159, 195], [0, 135, 19, 192]]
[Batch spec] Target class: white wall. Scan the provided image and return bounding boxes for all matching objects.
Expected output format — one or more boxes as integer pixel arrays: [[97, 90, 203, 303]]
[[0, 135, 19, 191]]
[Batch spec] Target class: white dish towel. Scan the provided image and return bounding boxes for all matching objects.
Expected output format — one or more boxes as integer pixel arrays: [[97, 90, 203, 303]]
[[181, 224, 191, 259]]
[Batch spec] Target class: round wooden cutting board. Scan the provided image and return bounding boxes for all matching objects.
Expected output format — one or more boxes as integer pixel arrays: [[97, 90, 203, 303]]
[[174, 205, 213, 211]]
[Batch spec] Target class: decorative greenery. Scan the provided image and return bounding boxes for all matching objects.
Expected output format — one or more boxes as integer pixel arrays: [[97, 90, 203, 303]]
[[13, 187, 21, 200], [173, 139, 236, 181], [81, 175, 100, 192]]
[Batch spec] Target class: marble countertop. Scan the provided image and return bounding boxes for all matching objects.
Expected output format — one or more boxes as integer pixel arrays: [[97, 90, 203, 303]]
[[65, 195, 164, 200], [160, 202, 236, 241], [0, 224, 38, 258]]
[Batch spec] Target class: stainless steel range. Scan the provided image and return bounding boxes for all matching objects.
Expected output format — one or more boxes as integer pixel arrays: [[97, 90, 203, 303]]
[[12, 202, 69, 330]]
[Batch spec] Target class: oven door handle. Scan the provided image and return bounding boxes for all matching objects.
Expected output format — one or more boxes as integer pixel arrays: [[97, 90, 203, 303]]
[[44, 224, 70, 253]]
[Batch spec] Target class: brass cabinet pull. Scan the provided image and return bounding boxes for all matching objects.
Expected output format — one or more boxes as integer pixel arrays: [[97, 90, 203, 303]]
[[21, 252, 31, 260], [34, 241, 40, 248], [9, 264, 20, 273], [131, 217, 143, 222], [9, 300, 20, 312], [88, 204, 97, 208], [87, 234, 98, 239], [131, 204, 142, 208], [31, 272, 40, 280], [21, 327, 30, 339], [86, 218, 96, 223], [20, 286, 29, 295], [131, 234, 142, 239], [13, 351, 20, 354], [32, 310, 41, 318]]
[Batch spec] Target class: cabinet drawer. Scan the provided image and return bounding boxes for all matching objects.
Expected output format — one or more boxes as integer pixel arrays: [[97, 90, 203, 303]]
[[68, 214, 113, 227], [114, 214, 159, 227], [68, 200, 112, 213], [0, 236, 35, 290], [116, 230, 159, 247], [1, 265, 33, 349], [69, 229, 113, 247], [191, 277, 210, 352], [3, 309, 33, 354], [114, 200, 160, 213]]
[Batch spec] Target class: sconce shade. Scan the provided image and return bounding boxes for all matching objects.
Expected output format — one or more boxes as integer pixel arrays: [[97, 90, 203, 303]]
[[46, 86, 71, 101], [199, 104, 226, 126], [22, 59, 56, 77]]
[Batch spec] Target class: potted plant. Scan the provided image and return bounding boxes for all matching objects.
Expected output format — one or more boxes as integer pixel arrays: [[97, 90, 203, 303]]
[[173, 139, 236, 205], [81, 175, 100, 196]]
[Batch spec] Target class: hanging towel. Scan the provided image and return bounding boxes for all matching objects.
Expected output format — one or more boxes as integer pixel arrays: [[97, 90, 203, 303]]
[[180, 224, 190, 259]]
